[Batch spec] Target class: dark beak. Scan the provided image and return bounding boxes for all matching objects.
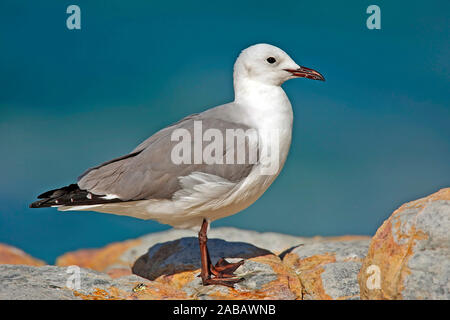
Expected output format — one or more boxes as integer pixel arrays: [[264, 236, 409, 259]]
[[284, 66, 325, 81]]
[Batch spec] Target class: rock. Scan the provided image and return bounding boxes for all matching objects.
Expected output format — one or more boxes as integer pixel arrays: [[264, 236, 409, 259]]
[[3, 234, 369, 300], [131, 237, 301, 300], [282, 239, 370, 300], [359, 188, 450, 300], [55, 227, 366, 275], [0, 264, 155, 300], [51, 228, 373, 300], [146, 254, 302, 300], [0, 258, 300, 300], [56, 227, 311, 276], [0, 244, 46, 266], [0, 235, 370, 300], [131, 237, 272, 280]]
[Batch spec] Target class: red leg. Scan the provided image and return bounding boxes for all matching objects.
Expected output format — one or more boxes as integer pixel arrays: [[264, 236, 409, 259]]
[[198, 218, 211, 282], [198, 219, 244, 287]]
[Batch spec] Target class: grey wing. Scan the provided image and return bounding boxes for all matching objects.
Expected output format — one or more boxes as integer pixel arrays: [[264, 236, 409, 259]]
[[77, 113, 259, 201]]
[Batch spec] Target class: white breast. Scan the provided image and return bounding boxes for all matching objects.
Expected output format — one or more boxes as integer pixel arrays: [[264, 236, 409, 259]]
[[237, 80, 294, 168]]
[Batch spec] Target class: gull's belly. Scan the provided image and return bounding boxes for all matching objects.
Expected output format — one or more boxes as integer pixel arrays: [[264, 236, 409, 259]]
[[203, 168, 280, 220], [193, 126, 293, 223]]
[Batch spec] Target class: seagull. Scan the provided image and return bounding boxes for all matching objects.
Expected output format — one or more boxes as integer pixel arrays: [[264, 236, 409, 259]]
[[30, 43, 324, 287]]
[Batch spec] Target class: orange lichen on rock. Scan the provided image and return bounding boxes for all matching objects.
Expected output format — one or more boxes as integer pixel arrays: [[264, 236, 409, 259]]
[[207, 255, 302, 300], [107, 267, 133, 279], [283, 252, 335, 300], [0, 243, 46, 266], [72, 279, 189, 300], [130, 282, 189, 300], [252, 254, 303, 300], [56, 239, 141, 272], [154, 270, 198, 290], [359, 220, 427, 299], [73, 288, 123, 300]]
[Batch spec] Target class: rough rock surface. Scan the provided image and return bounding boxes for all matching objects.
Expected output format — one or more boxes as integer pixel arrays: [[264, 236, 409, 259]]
[[283, 240, 370, 300], [132, 237, 272, 280], [132, 237, 301, 300], [0, 259, 301, 300], [0, 264, 152, 300], [53, 230, 369, 300], [56, 227, 367, 276], [148, 254, 302, 300], [56, 227, 316, 277], [0, 244, 45, 266], [359, 188, 450, 300]]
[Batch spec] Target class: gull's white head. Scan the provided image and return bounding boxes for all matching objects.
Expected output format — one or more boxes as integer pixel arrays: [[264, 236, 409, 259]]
[[233, 43, 325, 87]]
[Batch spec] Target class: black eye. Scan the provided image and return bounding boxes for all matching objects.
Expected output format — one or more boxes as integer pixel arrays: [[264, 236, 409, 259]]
[[266, 57, 276, 64]]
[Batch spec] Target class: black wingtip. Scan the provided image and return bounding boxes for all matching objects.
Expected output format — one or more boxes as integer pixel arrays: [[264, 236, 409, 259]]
[[30, 183, 125, 209], [29, 199, 51, 208]]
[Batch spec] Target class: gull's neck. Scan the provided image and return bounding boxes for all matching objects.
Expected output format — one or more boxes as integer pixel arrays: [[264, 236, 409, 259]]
[[233, 76, 293, 131]]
